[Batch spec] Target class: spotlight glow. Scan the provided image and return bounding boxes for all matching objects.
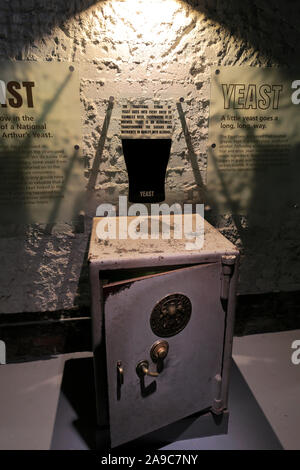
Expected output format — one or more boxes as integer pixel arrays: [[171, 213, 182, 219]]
[[92, 0, 192, 60]]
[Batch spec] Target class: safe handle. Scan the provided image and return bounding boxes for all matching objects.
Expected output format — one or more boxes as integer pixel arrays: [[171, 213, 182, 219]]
[[117, 361, 124, 385], [136, 360, 159, 378], [116, 361, 124, 401]]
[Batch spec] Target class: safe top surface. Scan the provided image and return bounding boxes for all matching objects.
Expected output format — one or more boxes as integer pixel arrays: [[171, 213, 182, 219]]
[[88, 215, 238, 270]]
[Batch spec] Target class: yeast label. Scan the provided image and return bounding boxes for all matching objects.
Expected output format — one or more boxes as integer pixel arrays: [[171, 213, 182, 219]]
[[221, 83, 283, 110], [0, 80, 35, 108]]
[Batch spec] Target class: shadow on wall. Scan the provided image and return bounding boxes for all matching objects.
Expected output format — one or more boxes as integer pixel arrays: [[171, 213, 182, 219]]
[[207, 68, 300, 292], [0, 61, 88, 313], [3, 0, 300, 69], [183, 0, 300, 293], [2, 0, 102, 60], [185, 0, 300, 72], [1, 0, 300, 313]]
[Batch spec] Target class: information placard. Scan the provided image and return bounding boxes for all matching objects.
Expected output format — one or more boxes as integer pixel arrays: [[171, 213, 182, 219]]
[[120, 102, 173, 139], [107, 98, 175, 139], [207, 67, 300, 216], [0, 61, 84, 228]]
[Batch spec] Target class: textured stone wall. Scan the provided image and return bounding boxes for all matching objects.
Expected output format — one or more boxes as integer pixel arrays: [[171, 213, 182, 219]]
[[0, 0, 300, 314]]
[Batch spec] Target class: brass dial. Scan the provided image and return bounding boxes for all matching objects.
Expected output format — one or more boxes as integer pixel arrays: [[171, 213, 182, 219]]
[[150, 293, 192, 337]]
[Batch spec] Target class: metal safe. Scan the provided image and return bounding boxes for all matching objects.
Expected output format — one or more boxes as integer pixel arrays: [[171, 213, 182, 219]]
[[88, 215, 239, 448]]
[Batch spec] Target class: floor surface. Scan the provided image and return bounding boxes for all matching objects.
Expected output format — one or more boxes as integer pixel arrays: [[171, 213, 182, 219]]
[[0, 330, 299, 450]]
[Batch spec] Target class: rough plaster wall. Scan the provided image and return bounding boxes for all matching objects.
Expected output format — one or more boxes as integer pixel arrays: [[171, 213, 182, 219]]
[[0, 0, 300, 314]]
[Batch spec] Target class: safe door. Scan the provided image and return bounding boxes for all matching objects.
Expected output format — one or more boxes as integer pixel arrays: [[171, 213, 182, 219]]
[[103, 262, 226, 448]]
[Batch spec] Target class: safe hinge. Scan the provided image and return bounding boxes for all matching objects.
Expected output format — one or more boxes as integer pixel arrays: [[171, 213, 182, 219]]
[[212, 374, 224, 415], [220, 255, 236, 301]]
